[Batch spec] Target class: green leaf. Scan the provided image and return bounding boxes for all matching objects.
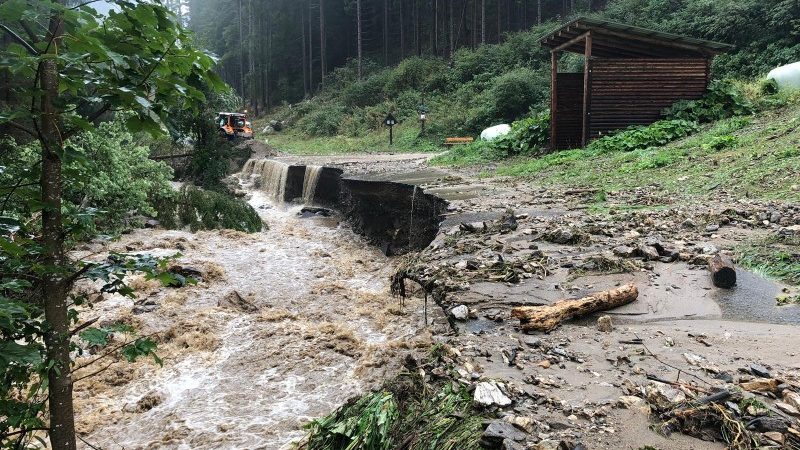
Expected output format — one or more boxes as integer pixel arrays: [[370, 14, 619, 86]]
[[79, 327, 110, 346]]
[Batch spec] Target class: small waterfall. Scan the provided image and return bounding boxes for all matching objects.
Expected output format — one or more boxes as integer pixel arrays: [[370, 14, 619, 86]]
[[302, 165, 323, 205], [242, 158, 289, 202]]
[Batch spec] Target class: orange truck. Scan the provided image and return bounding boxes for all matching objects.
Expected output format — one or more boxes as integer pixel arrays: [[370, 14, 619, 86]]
[[217, 112, 254, 140]]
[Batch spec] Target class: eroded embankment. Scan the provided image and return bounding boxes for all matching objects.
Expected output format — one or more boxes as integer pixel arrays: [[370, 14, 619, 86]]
[[73, 171, 440, 449]]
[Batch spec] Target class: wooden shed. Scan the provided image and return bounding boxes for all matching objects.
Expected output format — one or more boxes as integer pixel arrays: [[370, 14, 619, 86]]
[[541, 17, 732, 150]]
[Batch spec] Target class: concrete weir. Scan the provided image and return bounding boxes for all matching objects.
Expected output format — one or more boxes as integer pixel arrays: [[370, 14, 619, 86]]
[[241, 158, 448, 255]]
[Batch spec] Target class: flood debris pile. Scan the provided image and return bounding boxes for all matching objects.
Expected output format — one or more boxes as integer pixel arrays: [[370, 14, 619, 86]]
[[638, 364, 800, 449], [301, 350, 491, 450]]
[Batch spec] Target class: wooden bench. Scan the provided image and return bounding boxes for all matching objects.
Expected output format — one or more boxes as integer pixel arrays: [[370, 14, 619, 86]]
[[444, 137, 474, 146]]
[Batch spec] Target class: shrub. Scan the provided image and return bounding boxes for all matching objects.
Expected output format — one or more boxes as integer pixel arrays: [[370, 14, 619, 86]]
[[589, 120, 700, 154], [63, 119, 174, 230], [341, 70, 390, 109], [664, 80, 754, 123], [486, 68, 548, 123], [298, 104, 346, 136], [702, 134, 738, 151], [488, 111, 550, 158], [385, 57, 448, 97]]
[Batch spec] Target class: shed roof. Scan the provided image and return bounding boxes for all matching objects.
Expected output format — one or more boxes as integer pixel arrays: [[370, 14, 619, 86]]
[[540, 17, 733, 58]]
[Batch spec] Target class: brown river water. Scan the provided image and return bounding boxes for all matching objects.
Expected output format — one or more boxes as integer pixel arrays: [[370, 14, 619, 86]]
[[73, 166, 430, 449]]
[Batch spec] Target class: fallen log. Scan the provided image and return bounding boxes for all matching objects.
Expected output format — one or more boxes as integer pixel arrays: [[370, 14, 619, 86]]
[[708, 254, 736, 288], [511, 283, 638, 332]]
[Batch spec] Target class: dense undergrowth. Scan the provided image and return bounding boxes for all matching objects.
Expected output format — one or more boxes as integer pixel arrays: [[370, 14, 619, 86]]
[[154, 185, 263, 233]]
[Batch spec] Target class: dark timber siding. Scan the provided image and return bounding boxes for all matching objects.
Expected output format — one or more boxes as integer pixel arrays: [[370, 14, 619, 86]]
[[588, 58, 709, 139], [554, 73, 584, 149]]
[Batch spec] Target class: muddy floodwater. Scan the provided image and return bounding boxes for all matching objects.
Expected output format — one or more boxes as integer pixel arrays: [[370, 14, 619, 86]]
[[74, 185, 430, 449]]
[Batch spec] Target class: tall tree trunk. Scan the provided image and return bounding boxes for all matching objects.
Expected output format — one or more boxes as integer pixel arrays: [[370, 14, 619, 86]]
[[266, 11, 272, 109], [400, 0, 405, 58], [356, 0, 362, 79], [302, 4, 309, 97], [537, 0, 541, 25], [433, 0, 438, 56], [448, 0, 453, 58], [415, 0, 420, 56], [496, 0, 501, 42], [238, 0, 244, 95], [41, 6, 77, 450], [384, 0, 389, 64], [248, 0, 257, 115], [481, 0, 485, 44], [319, 0, 326, 85], [309, 0, 315, 92]]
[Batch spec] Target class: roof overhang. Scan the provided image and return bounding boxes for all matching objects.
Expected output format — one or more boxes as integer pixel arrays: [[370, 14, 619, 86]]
[[541, 17, 733, 58]]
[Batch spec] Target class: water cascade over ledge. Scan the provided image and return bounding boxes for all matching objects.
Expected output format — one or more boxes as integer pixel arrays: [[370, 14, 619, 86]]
[[240, 158, 448, 255]]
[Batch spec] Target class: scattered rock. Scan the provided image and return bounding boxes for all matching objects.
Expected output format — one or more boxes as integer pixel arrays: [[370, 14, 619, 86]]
[[683, 353, 704, 366], [481, 420, 526, 446], [749, 363, 772, 378], [646, 381, 686, 411], [451, 305, 469, 321], [637, 245, 660, 261], [474, 382, 512, 407], [705, 223, 720, 232], [681, 219, 696, 229], [763, 431, 785, 445], [775, 401, 800, 416], [144, 219, 160, 228], [597, 315, 613, 332], [783, 391, 800, 411], [741, 378, 780, 393], [612, 245, 635, 258]]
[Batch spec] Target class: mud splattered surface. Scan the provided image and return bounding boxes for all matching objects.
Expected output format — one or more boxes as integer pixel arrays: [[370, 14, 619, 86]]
[[74, 190, 432, 450]]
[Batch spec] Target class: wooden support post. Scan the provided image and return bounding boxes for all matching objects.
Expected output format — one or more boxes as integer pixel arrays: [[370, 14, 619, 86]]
[[550, 50, 558, 150], [581, 32, 592, 147]]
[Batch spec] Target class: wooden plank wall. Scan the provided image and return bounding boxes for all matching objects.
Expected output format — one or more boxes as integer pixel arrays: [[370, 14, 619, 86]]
[[588, 58, 709, 139], [554, 73, 584, 149]]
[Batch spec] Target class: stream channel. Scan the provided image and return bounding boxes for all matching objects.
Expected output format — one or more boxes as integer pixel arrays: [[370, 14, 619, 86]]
[[76, 158, 442, 449]]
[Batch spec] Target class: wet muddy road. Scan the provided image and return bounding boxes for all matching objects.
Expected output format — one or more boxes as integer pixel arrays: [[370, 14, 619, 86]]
[[75, 186, 430, 449]]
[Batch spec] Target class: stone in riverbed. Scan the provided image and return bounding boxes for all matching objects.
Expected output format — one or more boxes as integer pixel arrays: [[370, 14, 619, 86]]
[[597, 315, 613, 332], [637, 245, 660, 261], [612, 245, 635, 258], [451, 305, 469, 321], [481, 420, 526, 446]]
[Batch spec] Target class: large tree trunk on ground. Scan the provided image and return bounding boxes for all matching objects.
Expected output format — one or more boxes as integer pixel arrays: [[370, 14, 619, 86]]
[[709, 255, 736, 288], [40, 9, 77, 450], [512, 284, 639, 332]]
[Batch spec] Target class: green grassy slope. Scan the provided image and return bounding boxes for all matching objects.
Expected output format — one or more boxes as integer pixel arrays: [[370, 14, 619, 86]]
[[495, 101, 800, 201]]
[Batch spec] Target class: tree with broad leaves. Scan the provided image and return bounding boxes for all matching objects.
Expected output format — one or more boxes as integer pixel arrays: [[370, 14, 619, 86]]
[[0, 0, 222, 448]]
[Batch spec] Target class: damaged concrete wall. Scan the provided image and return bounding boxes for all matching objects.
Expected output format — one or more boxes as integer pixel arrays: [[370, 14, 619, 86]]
[[339, 178, 448, 256]]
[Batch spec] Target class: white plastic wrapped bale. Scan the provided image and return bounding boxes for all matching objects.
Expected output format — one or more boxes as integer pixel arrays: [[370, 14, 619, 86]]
[[767, 62, 800, 90], [480, 124, 511, 141]]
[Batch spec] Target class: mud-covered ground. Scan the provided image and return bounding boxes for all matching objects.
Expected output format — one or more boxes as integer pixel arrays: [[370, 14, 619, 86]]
[[73, 152, 800, 449]]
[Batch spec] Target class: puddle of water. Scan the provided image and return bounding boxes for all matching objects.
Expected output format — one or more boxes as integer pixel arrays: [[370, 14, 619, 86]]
[[714, 269, 800, 324]]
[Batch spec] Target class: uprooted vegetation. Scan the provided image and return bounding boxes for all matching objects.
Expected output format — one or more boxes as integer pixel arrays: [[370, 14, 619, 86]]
[[302, 350, 487, 450], [154, 184, 263, 232]]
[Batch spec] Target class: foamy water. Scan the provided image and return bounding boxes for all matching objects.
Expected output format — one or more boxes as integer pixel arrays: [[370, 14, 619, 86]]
[[74, 166, 428, 449]]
